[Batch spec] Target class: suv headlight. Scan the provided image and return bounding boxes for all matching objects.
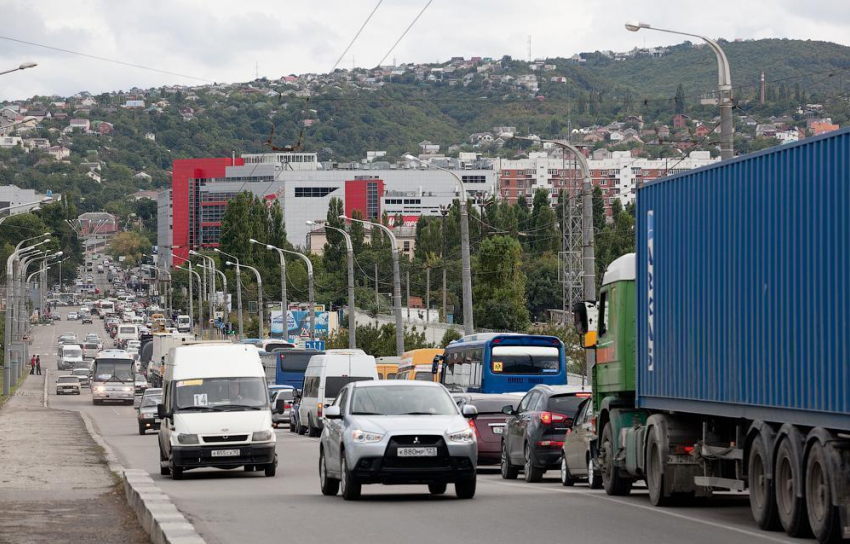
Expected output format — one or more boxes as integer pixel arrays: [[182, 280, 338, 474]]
[[176, 433, 199, 445], [447, 428, 475, 444], [352, 430, 384, 443], [252, 430, 272, 442]]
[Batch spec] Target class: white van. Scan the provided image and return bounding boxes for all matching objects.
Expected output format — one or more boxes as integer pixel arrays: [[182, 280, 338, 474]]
[[116, 324, 139, 348], [298, 349, 377, 437], [176, 315, 192, 333], [59, 344, 85, 370], [157, 344, 277, 480]]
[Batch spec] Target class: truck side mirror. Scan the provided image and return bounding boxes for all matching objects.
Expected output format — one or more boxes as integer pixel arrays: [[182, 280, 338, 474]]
[[157, 403, 168, 419], [573, 302, 599, 348]]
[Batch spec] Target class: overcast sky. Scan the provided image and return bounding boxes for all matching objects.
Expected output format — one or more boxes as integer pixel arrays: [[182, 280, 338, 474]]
[[1, 0, 848, 101]]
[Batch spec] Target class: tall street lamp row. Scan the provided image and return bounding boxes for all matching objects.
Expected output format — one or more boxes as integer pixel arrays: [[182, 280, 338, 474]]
[[305, 222, 356, 350]]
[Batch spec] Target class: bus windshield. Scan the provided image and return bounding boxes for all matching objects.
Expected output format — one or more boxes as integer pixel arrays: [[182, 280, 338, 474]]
[[92, 359, 134, 383]]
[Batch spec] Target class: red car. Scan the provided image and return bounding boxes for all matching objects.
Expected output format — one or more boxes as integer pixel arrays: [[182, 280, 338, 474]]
[[455, 393, 521, 465]]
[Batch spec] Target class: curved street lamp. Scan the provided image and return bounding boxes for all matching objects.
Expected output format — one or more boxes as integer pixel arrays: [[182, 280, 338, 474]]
[[251, 240, 315, 342], [213, 248, 243, 337], [0, 62, 37, 77], [306, 222, 356, 349], [625, 22, 733, 160]]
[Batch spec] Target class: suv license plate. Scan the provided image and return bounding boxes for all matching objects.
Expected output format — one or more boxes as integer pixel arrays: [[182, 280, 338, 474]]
[[211, 449, 240, 457], [491, 426, 504, 434], [397, 447, 437, 457]]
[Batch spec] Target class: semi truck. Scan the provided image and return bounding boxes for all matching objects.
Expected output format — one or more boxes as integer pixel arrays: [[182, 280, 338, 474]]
[[575, 128, 850, 542]]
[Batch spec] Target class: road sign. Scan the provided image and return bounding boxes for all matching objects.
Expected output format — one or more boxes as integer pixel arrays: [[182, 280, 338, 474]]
[[305, 340, 325, 350]]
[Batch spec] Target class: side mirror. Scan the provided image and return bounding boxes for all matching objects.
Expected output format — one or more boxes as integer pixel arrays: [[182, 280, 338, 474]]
[[324, 405, 342, 419], [274, 398, 286, 413], [501, 405, 515, 416], [461, 405, 478, 419], [156, 403, 167, 420]]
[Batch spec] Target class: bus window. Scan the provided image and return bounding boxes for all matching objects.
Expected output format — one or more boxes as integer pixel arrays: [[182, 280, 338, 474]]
[[491, 346, 560, 374]]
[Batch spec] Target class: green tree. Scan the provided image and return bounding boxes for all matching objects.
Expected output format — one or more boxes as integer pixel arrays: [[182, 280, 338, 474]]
[[674, 83, 686, 113], [108, 231, 151, 267], [472, 235, 529, 330]]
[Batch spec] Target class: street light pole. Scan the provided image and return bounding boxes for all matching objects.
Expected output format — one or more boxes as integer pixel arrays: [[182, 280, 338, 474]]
[[625, 22, 733, 160], [404, 155, 474, 334], [0, 62, 37, 77], [176, 264, 201, 337], [237, 263, 263, 339], [342, 214, 404, 356], [311, 223, 356, 350], [266, 246, 314, 342], [249, 239, 288, 341], [214, 248, 243, 337]]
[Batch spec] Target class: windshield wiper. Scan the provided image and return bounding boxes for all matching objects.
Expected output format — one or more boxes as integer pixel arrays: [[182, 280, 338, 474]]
[[176, 406, 215, 412], [214, 404, 264, 411], [351, 411, 382, 415], [402, 411, 437, 415]]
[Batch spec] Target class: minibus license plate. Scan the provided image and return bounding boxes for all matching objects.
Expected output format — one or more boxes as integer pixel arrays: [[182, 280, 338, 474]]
[[211, 449, 239, 457], [397, 447, 437, 457], [492, 425, 504, 434]]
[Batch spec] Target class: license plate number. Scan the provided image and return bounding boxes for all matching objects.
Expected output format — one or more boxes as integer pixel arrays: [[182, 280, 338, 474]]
[[491, 426, 504, 434], [397, 447, 437, 457], [211, 449, 240, 457], [154, 419, 161, 423]]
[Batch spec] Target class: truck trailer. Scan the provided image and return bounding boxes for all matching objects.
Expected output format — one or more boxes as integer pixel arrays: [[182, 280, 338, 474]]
[[578, 128, 850, 542]]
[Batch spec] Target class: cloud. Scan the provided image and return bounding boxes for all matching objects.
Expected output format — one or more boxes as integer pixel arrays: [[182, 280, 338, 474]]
[[0, 0, 848, 101]]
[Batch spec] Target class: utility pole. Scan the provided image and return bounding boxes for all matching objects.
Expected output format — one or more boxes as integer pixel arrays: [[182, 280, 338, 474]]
[[560, 156, 584, 324], [440, 206, 448, 323], [406, 270, 410, 320], [426, 267, 430, 323]]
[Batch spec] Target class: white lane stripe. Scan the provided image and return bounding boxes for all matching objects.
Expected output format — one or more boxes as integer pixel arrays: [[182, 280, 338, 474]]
[[480, 479, 793, 543]]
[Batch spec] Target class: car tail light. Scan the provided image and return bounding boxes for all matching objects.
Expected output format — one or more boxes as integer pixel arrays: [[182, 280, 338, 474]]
[[540, 412, 568, 425], [468, 418, 480, 438], [537, 440, 564, 448], [285, 403, 292, 409]]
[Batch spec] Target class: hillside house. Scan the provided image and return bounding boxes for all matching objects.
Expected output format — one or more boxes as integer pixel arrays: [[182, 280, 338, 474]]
[[47, 146, 70, 160], [673, 114, 690, 129], [0, 136, 23, 149], [69, 118, 90, 132]]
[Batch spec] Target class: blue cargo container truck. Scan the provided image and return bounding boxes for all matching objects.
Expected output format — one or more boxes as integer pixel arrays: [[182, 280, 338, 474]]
[[575, 128, 850, 542]]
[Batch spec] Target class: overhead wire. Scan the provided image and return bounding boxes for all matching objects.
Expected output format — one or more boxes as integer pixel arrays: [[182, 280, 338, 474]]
[[374, 0, 433, 68]]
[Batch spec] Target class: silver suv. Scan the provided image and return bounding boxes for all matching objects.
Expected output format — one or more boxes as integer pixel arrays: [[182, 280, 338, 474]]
[[319, 380, 479, 500]]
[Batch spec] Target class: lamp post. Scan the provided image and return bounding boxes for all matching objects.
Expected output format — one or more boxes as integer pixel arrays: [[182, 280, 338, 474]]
[[0, 196, 53, 226], [341, 214, 404, 356], [307, 222, 356, 349], [214, 248, 243, 337], [625, 21, 733, 160], [512, 135, 596, 380], [249, 239, 288, 341], [404, 154, 474, 335], [262, 245, 314, 342], [0, 62, 37, 77], [175, 264, 201, 337], [191, 251, 216, 328], [231, 262, 263, 339]]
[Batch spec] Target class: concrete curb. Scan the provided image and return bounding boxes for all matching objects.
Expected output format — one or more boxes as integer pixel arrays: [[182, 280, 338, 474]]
[[77, 410, 206, 544], [43, 369, 49, 408]]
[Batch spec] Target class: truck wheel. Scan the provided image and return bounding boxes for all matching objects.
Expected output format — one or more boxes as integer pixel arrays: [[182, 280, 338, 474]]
[[500, 440, 518, 479], [748, 434, 780, 530], [775, 438, 810, 537], [805, 442, 841, 543], [600, 422, 632, 496], [646, 430, 669, 506]]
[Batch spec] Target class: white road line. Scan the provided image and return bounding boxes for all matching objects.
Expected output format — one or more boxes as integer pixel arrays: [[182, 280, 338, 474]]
[[481, 478, 793, 543]]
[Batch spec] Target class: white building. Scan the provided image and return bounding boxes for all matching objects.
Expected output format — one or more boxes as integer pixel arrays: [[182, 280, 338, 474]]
[[0, 185, 55, 215]]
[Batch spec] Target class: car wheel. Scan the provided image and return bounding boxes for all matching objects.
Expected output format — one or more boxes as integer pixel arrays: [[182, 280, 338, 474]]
[[428, 483, 447, 495], [600, 422, 632, 496], [264, 462, 276, 477], [560, 457, 575, 487], [319, 449, 339, 496], [588, 456, 603, 489], [138, 423, 146, 435], [524, 443, 543, 483], [340, 457, 361, 500], [500, 440, 518, 479], [159, 445, 170, 476], [289, 419, 297, 433], [455, 477, 476, 499]]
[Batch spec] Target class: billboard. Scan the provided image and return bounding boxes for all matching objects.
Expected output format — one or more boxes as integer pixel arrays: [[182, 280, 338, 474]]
[[271, 310, 329, 341]]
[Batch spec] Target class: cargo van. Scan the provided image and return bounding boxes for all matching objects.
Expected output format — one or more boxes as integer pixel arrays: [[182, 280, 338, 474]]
[[176, 315, 192, 333], [298, 349, 377, 437], [157, 343, 277, 480]]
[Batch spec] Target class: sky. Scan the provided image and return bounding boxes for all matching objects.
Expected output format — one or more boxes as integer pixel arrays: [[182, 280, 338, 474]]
[[1, 0, 849, 101]]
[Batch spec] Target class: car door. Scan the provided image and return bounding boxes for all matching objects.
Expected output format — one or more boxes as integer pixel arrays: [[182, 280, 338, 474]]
[[324, 387, 348, 475], [564, 399, 590, 474], [158, 382, 174, 459], [510, 391, 538, 463]]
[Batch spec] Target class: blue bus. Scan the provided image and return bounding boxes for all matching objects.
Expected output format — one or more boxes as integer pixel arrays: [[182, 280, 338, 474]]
[[273, 348, 323, 389], [439, 333, 566, 394]]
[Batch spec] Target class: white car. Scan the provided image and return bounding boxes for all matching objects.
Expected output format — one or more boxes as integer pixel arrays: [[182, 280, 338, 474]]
[[56, 375, 82, 395], [67, 312, 78, 321]]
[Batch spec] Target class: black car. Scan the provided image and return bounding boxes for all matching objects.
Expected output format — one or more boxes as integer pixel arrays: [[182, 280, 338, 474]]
[[500, 385, 592, 482], [137, 388, 163, 435]]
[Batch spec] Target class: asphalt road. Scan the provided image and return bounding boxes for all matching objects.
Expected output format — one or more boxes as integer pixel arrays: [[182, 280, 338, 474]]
[[38, 311, 804, 544]]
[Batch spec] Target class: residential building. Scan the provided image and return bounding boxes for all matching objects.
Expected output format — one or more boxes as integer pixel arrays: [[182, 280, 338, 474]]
[[78, 212, 118, 236], [0, 136, 23, 149], [0, 186, 54, 215], [305, 223, 417, 260], [69, 118, 90, 132], [47, 146, 70, 160], [809, 120, 839, 136]]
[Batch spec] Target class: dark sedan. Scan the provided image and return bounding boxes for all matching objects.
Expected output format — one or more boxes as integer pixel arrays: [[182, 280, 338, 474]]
[[500, 385, 591, 482], [455, 393, 521, 465]]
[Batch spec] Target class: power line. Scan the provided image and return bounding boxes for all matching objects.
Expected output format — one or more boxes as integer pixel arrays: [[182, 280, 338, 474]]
[[331, 0, 384, 72], [375, 0, 433, 68], [0, 34, 214, 83]]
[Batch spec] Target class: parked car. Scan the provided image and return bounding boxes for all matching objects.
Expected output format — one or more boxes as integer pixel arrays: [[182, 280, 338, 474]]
[[67, 312, 78, 321], [455, 393, 521, 465], [71, 368, 91, 388], [137, 388, 163, 435], [319, 380, 479, 500], [560, 397, 602, 488], [55, 375, 81, 395], [500, 385, 592, 482], [270, 386, 296, 428]]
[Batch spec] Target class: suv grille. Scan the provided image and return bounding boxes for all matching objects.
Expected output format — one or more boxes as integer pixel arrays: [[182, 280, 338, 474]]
[[202, 435, 249, 443]]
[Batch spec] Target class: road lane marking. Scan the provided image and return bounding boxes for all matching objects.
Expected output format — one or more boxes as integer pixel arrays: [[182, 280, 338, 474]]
[[480, 478, 793, 543]]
